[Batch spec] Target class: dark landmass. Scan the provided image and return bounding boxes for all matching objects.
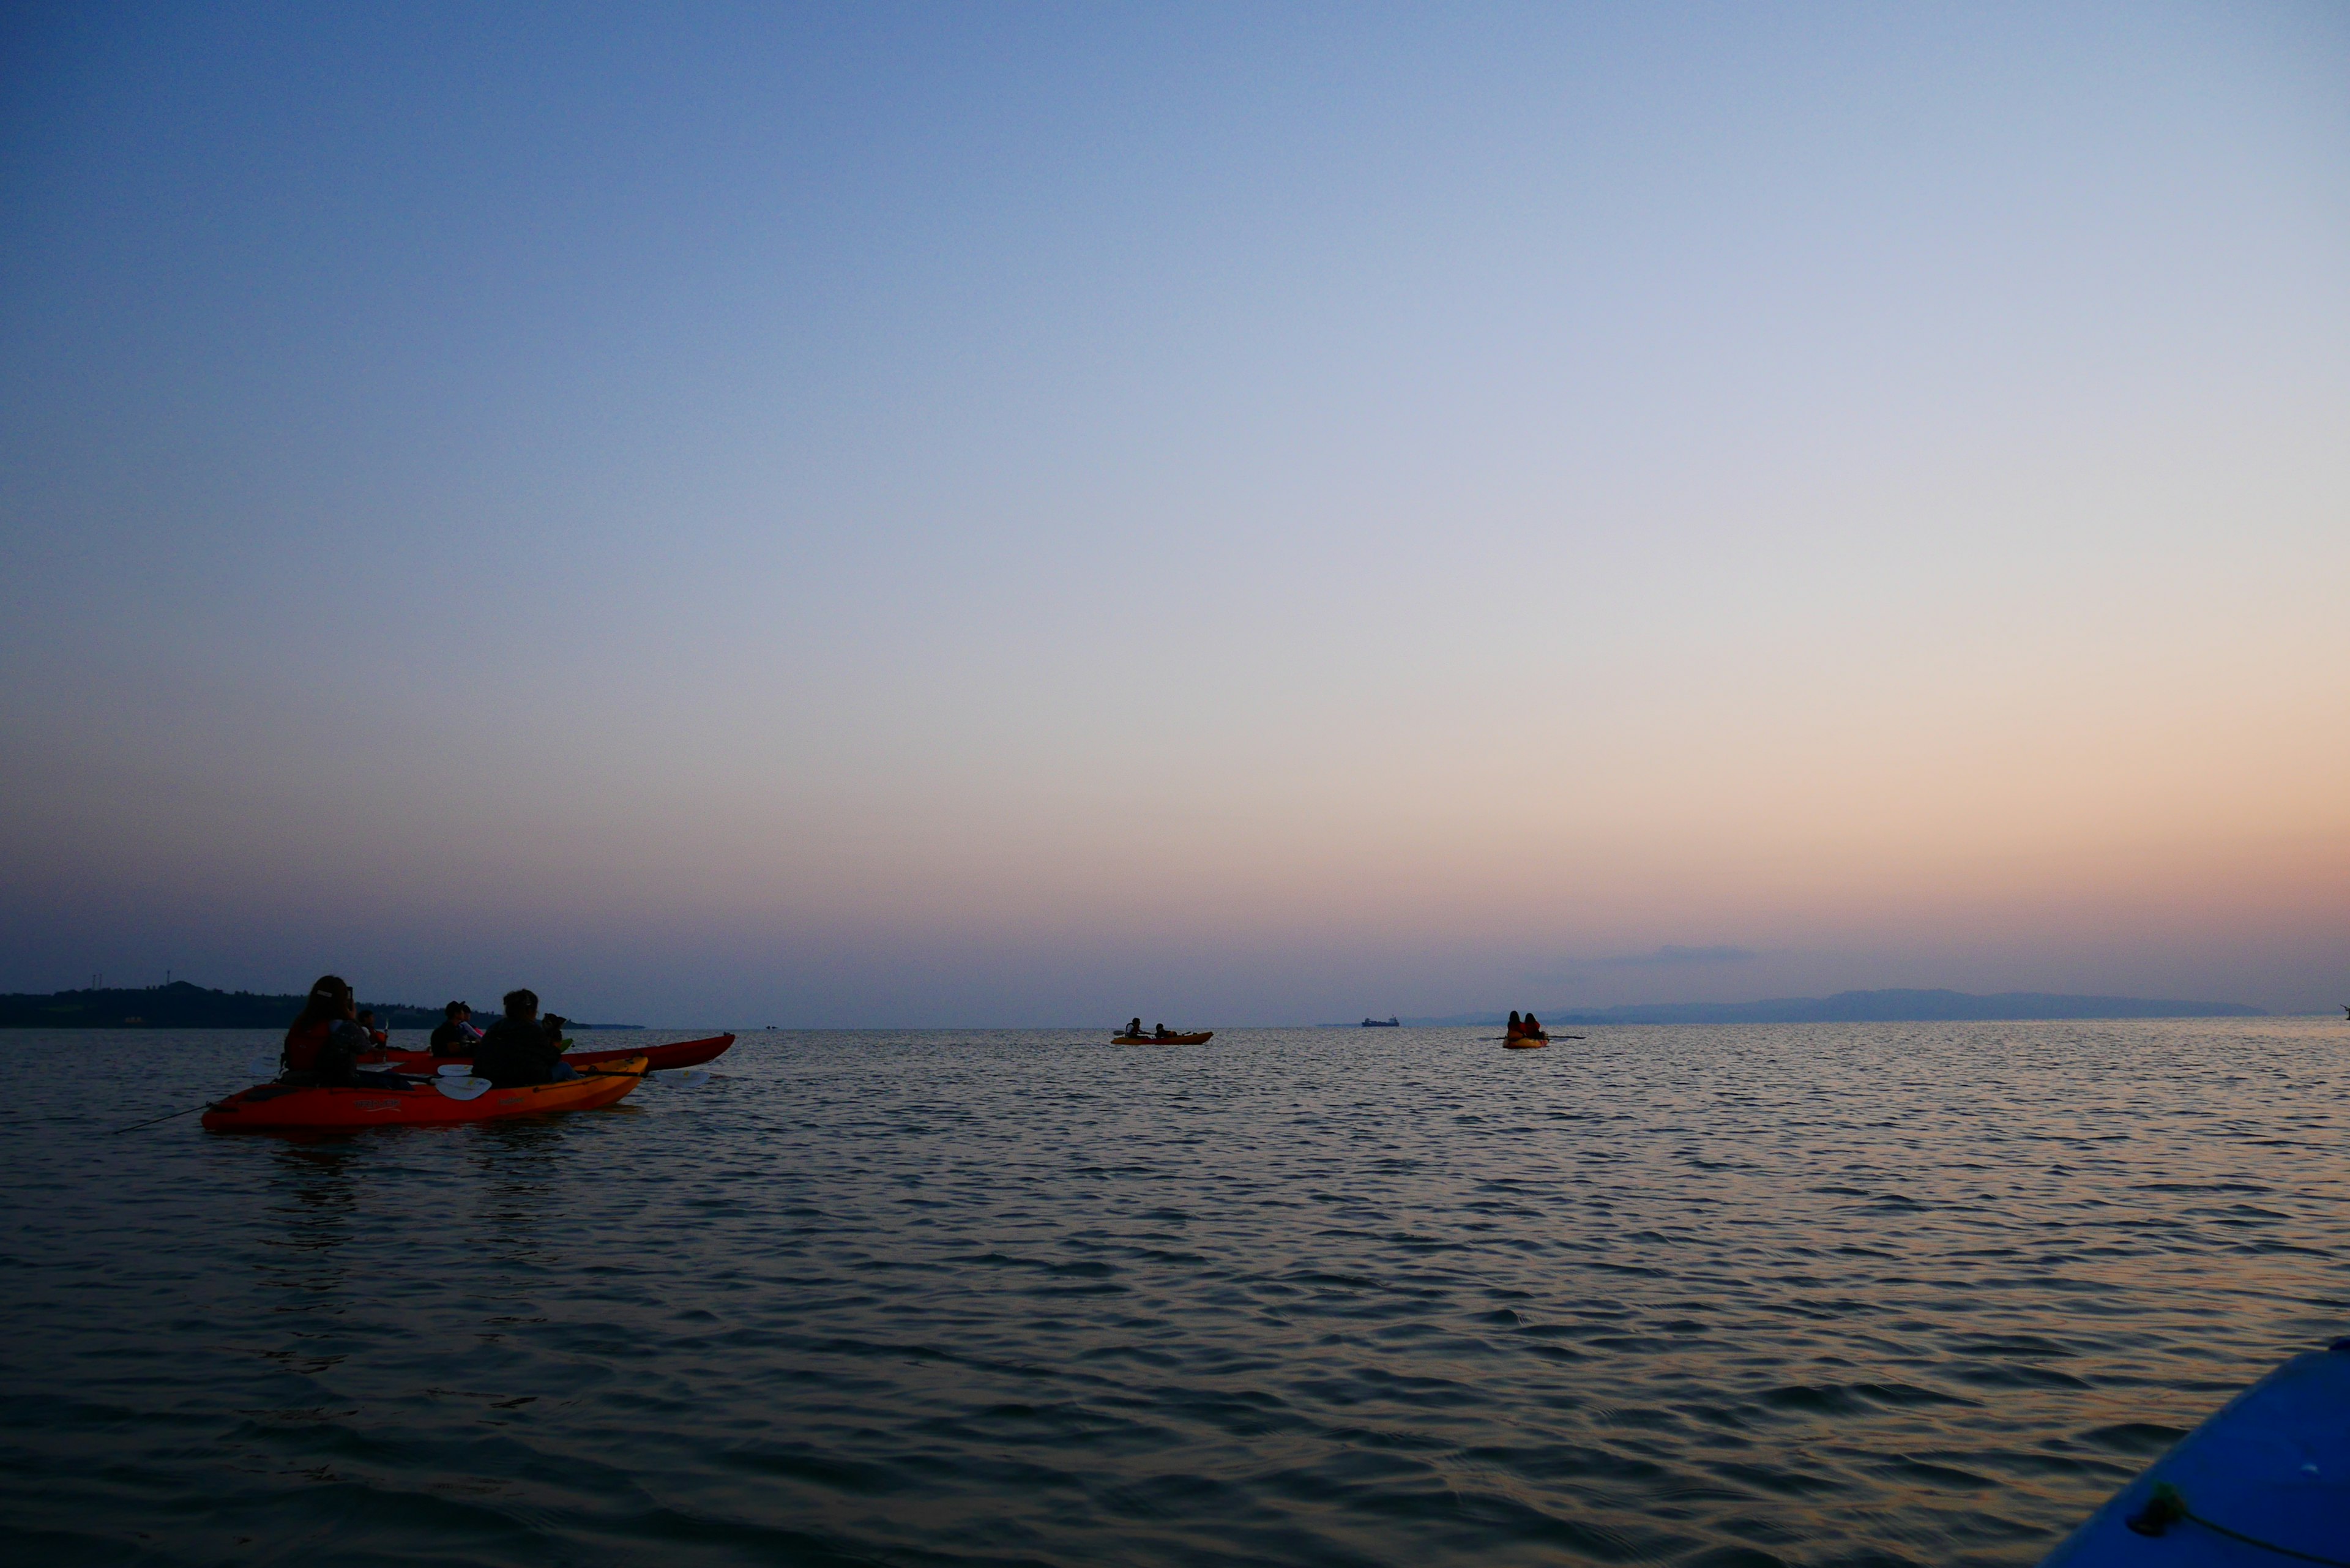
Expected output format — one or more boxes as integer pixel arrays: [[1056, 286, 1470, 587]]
[[1386, 988, 2267, 1027], [0, 981, 636, 1029]]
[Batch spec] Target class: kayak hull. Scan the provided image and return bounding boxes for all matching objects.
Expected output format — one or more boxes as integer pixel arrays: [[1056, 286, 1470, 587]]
[[366, 1032, 733, 1073], [201, 1055, 649, 1132], [1113, 1031, 1214, 1045], [2039, 1345, 2350, 1566], [1504, 1038, 1548, 1049]]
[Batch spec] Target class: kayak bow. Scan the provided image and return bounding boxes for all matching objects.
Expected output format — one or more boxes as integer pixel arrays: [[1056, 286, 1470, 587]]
[[2039, 1342, 2350, 1566]]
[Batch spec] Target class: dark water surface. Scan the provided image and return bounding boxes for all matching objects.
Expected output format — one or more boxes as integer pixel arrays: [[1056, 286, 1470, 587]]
[[3, 1021, 2345, 1566]]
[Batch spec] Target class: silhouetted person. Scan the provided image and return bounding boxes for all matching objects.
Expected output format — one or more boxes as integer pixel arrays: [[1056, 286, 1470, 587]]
[[471, 988, 579, 1088], [1128, 1017, 1143, 1038], [1523, 1012, 1542, 1036], [1508, 1010, 1521, 1032], [429, 1001, 480, 1056], [280, 975, 407, 1088]]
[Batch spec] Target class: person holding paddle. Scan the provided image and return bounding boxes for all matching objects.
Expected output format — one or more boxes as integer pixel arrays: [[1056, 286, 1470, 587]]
[[471, 988, 580, 1088]]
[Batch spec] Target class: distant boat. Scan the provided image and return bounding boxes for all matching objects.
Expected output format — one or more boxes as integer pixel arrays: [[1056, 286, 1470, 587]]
[[1361, 1016, 1400, 1027]]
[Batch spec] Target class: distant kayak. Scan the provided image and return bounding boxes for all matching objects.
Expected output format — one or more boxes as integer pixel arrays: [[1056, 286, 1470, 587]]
[[1114, 1031, 1213, 1045], [201, 1055, 650, 1132], [1504, 1036, 1548, 1050], [2039, 1342, 2350, 1566], [366, 1032, 734, 1074]]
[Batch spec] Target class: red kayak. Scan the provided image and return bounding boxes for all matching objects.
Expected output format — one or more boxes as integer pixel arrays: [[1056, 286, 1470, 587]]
[[203, 1056, 649, 1132], [362, 1032, 734, 1073]]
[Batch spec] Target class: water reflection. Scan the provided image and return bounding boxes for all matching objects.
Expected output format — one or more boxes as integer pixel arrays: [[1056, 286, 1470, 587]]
[[0, 1021, 2342, 1567], [257, 1143, 361, 1323]]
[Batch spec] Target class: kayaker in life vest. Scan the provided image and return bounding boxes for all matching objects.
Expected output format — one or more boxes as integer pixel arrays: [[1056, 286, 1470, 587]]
[[428, 1000, 481, 1056], [356, 1008, 389, 1048], [471, 988, 580, 1088], [280, 974, 408, 1088], [1508, 1010, 1522, 1034]]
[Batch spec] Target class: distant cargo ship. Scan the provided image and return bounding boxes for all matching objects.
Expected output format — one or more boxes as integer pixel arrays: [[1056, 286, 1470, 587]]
[[1361, 1015, 1400, 1027]]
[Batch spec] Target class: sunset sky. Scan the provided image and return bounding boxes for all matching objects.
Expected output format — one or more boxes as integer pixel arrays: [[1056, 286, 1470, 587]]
[[3, 2, 2345, 1023]]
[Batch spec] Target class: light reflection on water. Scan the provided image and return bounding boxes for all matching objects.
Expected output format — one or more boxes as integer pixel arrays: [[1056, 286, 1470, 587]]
[[1, 1020, 2344, 1566]]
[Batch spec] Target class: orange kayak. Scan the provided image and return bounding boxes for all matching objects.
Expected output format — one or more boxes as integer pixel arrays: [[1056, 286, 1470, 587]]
[[364, 1032, 734, 1073], [201, 1056, 649, 1132], [1504, 1031, 1549, 1048], [1114, 1031, 1214, 1045]]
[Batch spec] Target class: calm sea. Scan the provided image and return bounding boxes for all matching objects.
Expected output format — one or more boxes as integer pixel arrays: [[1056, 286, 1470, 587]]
[[2, 1020, 2344, 1566]]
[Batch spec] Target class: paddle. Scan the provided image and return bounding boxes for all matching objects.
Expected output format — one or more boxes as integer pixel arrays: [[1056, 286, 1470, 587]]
[[108, 1102, 217, 1133], [427, 1065, 658, 1097]]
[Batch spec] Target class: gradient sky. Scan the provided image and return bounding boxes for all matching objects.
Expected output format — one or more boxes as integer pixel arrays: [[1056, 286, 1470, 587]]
[[3, 2, 2345, 1023]]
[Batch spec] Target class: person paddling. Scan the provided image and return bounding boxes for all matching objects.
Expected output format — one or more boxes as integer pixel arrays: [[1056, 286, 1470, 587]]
[[471, 988, 580, 1088]]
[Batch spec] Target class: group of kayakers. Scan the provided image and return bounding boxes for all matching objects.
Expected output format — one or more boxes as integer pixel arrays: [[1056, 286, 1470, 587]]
[[280, 975, 582, 1089]]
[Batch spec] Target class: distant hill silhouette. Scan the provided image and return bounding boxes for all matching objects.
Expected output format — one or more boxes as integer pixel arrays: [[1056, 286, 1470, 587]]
[[0, 980, 640, 1030], [0, 980, 445, 1029], [1397, 988, 2266, 1026]]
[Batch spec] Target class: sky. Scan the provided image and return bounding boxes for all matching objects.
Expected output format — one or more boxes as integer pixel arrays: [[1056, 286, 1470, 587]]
[[2, 2, 2345, 1025]]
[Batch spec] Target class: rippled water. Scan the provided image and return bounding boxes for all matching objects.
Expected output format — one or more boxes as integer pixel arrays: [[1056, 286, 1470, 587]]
[[2, 1020, 2345, 1566]]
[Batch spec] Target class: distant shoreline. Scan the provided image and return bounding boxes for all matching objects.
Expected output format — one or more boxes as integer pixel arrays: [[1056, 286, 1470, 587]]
[[0, 980, 2290, 1031], [0, 981, 639, 1030], [1357, 988, 2269, 1028]]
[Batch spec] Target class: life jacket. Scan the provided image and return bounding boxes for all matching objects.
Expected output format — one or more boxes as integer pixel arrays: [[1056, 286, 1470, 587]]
[[283, 1016, 362, 1085], [283, 1017, 332, 1073], [472, 1017, 560, 1087]]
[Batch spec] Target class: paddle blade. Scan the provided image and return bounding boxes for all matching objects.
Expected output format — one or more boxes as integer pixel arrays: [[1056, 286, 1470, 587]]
[[433, 1075, 491, 1100], [668, 1068, 712, 1088], [434, 1062, 475, 1077]]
